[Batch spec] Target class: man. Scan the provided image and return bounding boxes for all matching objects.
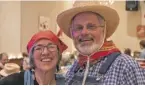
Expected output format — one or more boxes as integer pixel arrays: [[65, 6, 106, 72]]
[[57, 1, 145, 85], [0, 53, 8, 70]]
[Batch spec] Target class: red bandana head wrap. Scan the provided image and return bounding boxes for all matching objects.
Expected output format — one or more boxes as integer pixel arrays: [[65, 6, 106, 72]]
[[27, 30, 68, 53]]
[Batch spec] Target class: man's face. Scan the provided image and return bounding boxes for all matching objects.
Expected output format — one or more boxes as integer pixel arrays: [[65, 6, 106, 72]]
[[71, 12, 105, 56], [33, 39, 59, 72], [0, 54, 8, 65]]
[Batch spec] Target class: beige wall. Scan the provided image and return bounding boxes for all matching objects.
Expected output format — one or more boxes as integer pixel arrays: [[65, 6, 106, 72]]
[[21, 1, 74, 53], [109, 1, 143, 52], [140, 1, 145, 25], [0, 1, 21, 55]]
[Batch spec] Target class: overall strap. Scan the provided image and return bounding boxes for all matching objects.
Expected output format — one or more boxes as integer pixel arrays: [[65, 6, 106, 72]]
[[99, 52, 121, 74]]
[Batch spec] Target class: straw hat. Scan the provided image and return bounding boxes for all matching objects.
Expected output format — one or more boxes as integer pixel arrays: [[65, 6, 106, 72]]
[[0, 63, 20, 77], [57, 1, 120, 39]]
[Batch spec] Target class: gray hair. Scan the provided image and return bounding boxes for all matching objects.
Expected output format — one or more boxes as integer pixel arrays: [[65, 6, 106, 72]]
[[28, 45, 35, 69], [0, 53, 8, 60]]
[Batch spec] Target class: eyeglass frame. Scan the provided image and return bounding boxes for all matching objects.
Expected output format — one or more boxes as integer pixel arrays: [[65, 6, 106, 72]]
[[33, 43, 58, 53], [71, 23, 105, 34]]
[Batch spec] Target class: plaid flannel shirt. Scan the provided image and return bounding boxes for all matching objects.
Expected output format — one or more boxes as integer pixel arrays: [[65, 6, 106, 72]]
[[65, 54, 145, 85]]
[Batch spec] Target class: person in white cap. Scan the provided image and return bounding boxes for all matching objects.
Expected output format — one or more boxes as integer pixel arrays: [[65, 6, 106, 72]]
[[57, 1, 145, 85]]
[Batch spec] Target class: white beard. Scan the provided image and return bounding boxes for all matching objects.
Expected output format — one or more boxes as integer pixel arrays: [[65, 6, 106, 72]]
[[76, 42, 101, 56], [73, 30, 106, 56]]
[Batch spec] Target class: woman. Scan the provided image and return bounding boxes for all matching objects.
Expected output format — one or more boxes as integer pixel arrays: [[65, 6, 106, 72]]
[[0, 30, 67, 85]]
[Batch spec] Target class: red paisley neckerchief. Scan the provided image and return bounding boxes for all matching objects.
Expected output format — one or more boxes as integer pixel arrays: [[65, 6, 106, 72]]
[[78, 40, 120, 67]]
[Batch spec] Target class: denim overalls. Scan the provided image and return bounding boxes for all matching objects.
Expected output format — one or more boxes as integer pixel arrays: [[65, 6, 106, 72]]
[[67, 52, 121, 85]]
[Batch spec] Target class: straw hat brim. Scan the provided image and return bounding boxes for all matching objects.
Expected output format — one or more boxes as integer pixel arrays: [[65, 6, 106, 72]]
[[57, 5, 120, 39]]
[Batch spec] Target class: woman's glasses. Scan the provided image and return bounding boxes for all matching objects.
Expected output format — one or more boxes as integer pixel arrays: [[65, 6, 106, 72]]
[[34, 44, 57, 52]]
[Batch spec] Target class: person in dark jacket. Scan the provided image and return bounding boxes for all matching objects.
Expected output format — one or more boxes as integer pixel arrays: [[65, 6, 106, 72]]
[[0, 30, 67, 85]]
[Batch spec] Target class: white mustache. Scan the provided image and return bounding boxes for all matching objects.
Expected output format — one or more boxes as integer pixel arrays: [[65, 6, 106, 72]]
[[78, 35, 94, 42], [79, 38, 93, 42]]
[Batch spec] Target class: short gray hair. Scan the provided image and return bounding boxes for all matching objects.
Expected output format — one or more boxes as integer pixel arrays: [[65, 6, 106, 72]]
[[0, 53, 8, 60]]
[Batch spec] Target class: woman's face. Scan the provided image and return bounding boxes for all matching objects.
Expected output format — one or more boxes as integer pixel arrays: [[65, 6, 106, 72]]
[[33, 39, 59, 72]]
